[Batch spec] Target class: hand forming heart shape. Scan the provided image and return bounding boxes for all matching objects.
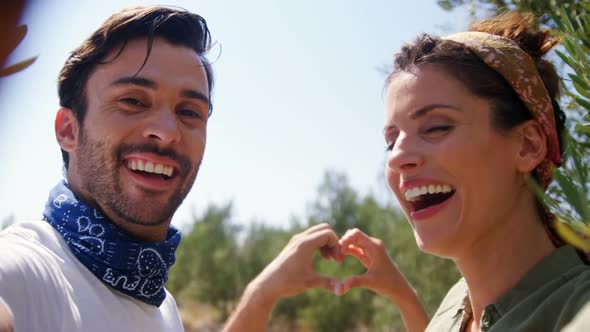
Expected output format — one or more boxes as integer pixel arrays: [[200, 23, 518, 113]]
[[253, 224, 410, 304]]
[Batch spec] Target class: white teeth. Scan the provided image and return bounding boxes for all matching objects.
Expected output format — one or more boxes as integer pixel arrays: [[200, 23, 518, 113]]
[[145, 162, 154, 172], [404, 184, 454, 202], [428, 185, 435, 194], [126, 160, 174, 177], [154, 164, 164, 174], [163, 166, 173, 177]]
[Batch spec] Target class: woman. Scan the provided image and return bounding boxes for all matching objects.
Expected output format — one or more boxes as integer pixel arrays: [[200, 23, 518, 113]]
[[224, 12, 590, 332]]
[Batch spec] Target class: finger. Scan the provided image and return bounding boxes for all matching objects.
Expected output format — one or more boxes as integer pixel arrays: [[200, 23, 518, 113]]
[[304, 228, 340, 253], [339, 228, 373, 250], [306, 275, 339, 293], [320, 245, 340, 260], [342, 244, 370, 267], [303, 223, 332, 235], [339, 274, 371, 295]]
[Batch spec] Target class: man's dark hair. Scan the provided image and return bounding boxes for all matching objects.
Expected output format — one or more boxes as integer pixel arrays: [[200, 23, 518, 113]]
[[57, 6, 214, 170]]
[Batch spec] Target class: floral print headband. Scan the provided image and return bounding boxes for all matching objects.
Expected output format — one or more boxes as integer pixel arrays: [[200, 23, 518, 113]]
[[442, 31, 561, 189]]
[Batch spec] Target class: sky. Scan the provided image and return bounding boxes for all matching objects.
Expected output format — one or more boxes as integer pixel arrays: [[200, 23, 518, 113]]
[[0, 0, 470, 230]]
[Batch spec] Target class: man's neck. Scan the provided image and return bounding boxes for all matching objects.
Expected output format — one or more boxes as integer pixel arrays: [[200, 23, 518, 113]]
[[67, 180, 172, 242]]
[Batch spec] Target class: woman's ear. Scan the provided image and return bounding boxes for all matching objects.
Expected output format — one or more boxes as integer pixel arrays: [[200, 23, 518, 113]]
[[55, 108, 79, 153], [515, 120, 547, 174]]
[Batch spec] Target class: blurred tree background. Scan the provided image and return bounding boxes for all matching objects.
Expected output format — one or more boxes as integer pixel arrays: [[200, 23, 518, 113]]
[[169, 171, 460, 331], [167, 1, 590, 331]]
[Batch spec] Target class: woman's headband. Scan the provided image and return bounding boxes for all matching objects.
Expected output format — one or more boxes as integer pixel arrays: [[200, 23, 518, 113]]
[[442, 31, 561, 189]]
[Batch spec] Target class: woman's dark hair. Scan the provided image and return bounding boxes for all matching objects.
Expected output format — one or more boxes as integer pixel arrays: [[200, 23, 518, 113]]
[[57, 6, 214, 170], [387, 11, 567, 179]]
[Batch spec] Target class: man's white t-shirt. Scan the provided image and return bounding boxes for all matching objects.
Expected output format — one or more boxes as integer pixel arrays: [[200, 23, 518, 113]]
[[0, 221, 184, 332]]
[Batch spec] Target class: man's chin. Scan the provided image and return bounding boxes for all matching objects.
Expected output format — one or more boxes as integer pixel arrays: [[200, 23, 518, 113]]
[[106, 196, 177, 227]]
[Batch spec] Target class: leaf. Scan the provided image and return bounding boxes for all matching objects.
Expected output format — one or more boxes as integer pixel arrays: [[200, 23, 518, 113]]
[[0, 25, 28, 61], [554, 221, 590, 252], [553, 170, 590, 221], [556, 49, 581, 72], [575, 123, 590, 135], [580, 1, 590, 13], [570, 75, 590, 98], [574, 96, 590, 111], [0, 55, 38, 77], [558, 5, 576, 33]]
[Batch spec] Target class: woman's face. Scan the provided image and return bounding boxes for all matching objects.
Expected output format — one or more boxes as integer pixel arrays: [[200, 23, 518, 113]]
[[384, 64, 524, 257]]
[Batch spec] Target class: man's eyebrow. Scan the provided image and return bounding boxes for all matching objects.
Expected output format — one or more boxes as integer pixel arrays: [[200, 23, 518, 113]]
[[110, 76, 157, 89], [110, 76, 209, 103], [181, 89, 209, 104], [410, 103, 462, 120]]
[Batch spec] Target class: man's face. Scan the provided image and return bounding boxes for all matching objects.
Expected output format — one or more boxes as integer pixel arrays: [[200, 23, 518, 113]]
[[66, 37, 209, 233]]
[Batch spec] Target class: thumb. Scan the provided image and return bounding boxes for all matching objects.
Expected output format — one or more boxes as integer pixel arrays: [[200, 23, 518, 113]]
[[339, 274, 370, 295], [307, 275, 339, 293]]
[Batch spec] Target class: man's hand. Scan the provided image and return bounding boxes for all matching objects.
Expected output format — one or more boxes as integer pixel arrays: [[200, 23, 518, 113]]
[[223, 223, 341, 332], [252, 223, 341, 301]]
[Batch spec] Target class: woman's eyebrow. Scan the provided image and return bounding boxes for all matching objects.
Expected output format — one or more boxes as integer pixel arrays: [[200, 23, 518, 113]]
[[410, 104, 462, 120]]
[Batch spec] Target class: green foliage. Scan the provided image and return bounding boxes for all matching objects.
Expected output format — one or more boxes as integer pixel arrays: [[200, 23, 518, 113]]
[[544, 6, 590, 242], [437, 0, 587, 28], [167, 203, 243, 319], [169, 171, 460, 331]]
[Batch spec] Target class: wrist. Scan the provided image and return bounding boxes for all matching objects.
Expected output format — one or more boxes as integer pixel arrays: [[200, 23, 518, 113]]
[[243, 277, 280, 311]]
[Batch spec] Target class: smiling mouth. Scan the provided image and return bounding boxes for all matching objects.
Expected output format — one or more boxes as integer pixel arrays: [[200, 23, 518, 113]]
[[404, 185, 455, 212], [125, 159, 176, 180]]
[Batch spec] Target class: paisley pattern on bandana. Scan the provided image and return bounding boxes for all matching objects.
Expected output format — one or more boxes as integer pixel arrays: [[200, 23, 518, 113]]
[[442, 31, 561, 189], [43, 181, 181, 306]]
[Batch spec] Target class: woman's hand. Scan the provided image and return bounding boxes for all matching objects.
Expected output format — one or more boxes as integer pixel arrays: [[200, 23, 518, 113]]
[[336, 228, 408, 298], [337, 228, 429, 332]]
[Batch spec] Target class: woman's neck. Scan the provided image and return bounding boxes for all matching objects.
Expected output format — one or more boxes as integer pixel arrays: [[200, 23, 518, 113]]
[[454, 197, 555, 329]]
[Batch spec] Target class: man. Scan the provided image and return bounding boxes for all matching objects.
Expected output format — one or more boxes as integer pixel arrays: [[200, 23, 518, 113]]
[[0, 6, 214, 331]]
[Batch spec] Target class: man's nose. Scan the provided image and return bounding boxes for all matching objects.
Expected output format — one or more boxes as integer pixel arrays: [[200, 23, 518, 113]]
[[142, 109, 181, 144]]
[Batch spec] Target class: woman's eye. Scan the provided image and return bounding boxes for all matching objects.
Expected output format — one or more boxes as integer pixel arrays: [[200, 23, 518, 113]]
[[424, 125, 453, 135], [384, 134, 399, 151], [385, 141, 395, 152]]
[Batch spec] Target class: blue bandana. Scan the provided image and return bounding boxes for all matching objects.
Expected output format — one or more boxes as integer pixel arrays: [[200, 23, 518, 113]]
[[43, 181, 181, 307]]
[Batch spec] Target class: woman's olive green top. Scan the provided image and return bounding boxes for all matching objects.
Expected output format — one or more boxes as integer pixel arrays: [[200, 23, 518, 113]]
[[426, 246, 590, 332]]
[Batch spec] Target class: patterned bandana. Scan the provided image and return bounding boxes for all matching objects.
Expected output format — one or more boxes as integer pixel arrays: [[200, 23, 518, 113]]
[[442, 31, 561, 189], [43, 181, 181, 307]]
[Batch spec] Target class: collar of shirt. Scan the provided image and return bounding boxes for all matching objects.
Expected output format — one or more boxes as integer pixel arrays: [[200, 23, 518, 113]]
[[452, 245, 585, 331]]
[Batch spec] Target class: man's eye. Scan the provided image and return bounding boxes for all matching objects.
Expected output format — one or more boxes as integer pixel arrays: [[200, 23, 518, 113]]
[[178, 109, 202, 119], [120, 98, 144, 106]]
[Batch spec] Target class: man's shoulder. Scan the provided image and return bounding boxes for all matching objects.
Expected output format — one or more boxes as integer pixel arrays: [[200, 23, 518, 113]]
[[0, 221, 72, 286]]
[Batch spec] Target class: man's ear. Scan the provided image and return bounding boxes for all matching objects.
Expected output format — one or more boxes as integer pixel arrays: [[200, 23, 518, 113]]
[[515, 120, 547, 174], [55, 108, 79, 153]]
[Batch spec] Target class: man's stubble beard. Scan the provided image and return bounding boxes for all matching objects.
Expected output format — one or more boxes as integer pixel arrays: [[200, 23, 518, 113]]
[[75, 129, 200, 227]]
